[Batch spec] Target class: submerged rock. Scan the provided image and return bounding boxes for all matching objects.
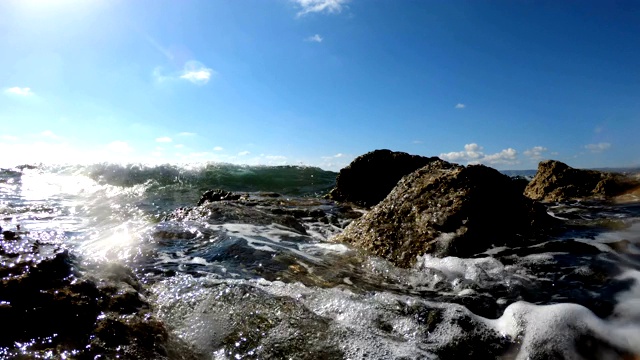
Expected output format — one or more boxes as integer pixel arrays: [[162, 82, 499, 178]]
[[0, 225, 21, 240], [1, 230, 19, 240], [326, 149, 439, 207], [334, 161, 555, 267], [166, 191, 363, 237], [524, 160, 640, 202], [197, 189, 242, 205], [168, 201, 309, 235]]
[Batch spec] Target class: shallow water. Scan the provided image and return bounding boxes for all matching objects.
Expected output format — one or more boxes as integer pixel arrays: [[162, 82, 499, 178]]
[[1, 164, 639, 359]]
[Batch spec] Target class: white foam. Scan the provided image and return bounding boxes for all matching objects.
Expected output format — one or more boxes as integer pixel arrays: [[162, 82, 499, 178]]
[[202, 222, 356, 263], [613, 269, 640, 323], [301, 242, 352, 254], [150, 270, 640, 359], [416, 254, 505, 280], [487, 300, 640, 359], [152, 275, 444, 359], [413, 254, 512, 291], [594, 220, 640, 245], [252, 280, 438, 359]]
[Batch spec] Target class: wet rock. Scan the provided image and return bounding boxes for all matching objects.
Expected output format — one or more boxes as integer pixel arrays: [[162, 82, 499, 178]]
[[432, 310, 512, 360], [510, 175, 532, 194], [0, 243, 183, 359], [2, 231, 19, 240], [494, 249, 633, 318], [399, 303, 443, 334], [0, 251, 99, 351], [152, 280, 344, 360], [493, 239, 603, 257], [604, 239, 634, 253], [197, 189, 242, 205], [167, 192, 364, 236], [258, 192, 282, 198], [166, 201, 308, 235], [524, 160, 640, 202], [0, 226, 20, 240], [89, 313, 171, 360], [326, 149, 439, 207], [334, 161, 556, 267]]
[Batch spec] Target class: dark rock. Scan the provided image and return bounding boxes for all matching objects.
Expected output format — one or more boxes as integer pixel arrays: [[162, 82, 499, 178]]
[[524, 160, 640, 202], [166, 201, 309, 235], [492, 239, 603, 257], [334, 161, 556, 267], [258, 192, 282, 198], [197, 189, 242, 205], [2, 230, 19, 240], [432, 311, 513, 359], [0, 246, 179, 359], [326, 149, 439, 207], [510, 175, 532, 194], [166, 194, 364, 237], [180, 282, 345, 359]]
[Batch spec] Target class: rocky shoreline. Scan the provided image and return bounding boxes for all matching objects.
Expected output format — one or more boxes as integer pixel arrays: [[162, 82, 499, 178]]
[[0, 236, 190, 359], [328, 150, 640, 266], [1, 150, 639, 358], [158, 150, 640, 270]]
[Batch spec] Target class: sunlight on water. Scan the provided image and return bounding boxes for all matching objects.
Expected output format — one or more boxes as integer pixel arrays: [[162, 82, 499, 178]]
[[81, 222, 141, 262], [19, 169, 100, 201]]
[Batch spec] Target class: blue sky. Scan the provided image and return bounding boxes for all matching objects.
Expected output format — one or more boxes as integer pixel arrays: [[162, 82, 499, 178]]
[[1, 0, 638, 170]]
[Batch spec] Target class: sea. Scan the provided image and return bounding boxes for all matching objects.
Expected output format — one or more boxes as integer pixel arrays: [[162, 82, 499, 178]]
[[1, 163, 640, 359]]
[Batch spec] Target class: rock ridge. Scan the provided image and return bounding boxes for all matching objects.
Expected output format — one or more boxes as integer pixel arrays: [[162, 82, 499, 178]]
[[326, 149, 439, 207], [333, 160, 555, 267]]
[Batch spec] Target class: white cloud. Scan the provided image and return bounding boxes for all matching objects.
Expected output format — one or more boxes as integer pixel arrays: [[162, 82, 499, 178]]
[[5, 87, 33, 96], [238, 151, 250, 156], [39, 130, 61, 140], [0, 135, 18, 141], [178, 132, 196, 136], [585, 142, 611, 153], [156, 136, 172, 143], [154, 61, 215, 85], [213, 146, 224, 151], [463, 143, 483, 158], [439, 151, 466, 162], [320, 153, 352, 171], [305, 34, 323, 42], [523, 146, 548, 160], [174, 144, 185, 149], [441, 143, 483, 162], [440, 143, 518, 166], [455, 103, 466, 109], [107, 141, 133, 154], [293, 0, 348, 16], [180, 61, 215, 85], [482, 148, 517, 165]]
